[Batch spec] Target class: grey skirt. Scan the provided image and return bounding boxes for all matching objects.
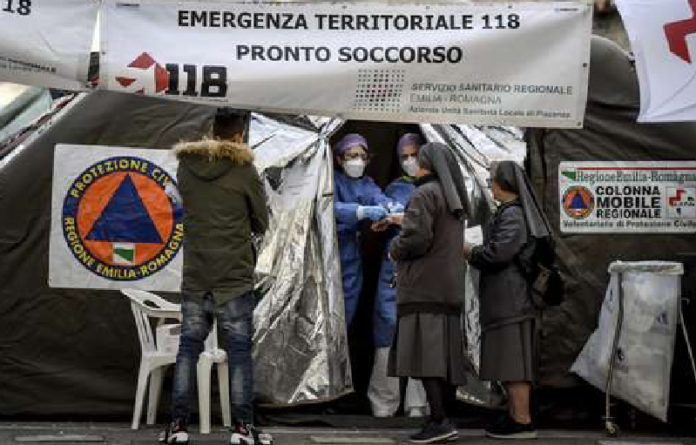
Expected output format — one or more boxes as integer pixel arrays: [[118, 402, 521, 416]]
[[388, 312, 468, 386], [480, 318, 536, 383]]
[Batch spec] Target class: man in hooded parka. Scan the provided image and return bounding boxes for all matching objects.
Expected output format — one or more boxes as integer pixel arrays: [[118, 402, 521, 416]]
[[160, 109, 273, 445]]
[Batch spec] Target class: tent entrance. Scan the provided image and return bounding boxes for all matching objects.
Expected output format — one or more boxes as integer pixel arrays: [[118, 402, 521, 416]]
[[330, 121, 422, 410]]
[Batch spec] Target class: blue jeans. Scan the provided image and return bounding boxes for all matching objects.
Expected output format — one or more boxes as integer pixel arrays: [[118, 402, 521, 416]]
[[172, 292, 255, 425]]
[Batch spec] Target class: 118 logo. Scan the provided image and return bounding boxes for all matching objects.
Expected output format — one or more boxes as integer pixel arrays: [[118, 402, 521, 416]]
[[165, 64, 228, 98], [2, 0, 31, 16], [115, 52, 228, 98]]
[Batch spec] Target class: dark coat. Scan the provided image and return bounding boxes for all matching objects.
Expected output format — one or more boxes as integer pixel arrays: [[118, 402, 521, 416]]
[[469, 200, 535, 330], [389, 177, 465, 315], [175, 138, 269, 305]]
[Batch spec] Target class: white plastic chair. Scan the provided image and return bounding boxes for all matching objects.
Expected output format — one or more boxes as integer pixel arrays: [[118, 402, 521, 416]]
[[121, 289, 231, 433], [197, 320, 231, 434]]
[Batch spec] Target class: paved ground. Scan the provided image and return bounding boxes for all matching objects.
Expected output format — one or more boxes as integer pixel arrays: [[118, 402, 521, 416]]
[[0, 423, 694, 445]]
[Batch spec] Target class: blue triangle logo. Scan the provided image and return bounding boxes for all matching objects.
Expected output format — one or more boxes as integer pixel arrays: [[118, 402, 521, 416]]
[[86, 174, 163, 244], [570, 192, 587, 210]]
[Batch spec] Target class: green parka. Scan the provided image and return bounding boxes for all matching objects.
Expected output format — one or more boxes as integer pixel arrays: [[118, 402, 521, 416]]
[[175, 138, 269, 305]]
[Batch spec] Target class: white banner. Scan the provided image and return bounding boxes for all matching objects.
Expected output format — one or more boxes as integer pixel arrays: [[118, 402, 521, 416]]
[[0, 0, 99, 90], [559, 161, 696, 233], [101, 0, 592, 128], [49, 144, 183, 291], [616, 0, 696, 122]]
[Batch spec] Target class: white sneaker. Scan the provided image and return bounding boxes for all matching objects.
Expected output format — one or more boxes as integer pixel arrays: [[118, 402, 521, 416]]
[[230, 423, 273, 445], [158, 420, 189, 444], [407, 407, 428, 418]]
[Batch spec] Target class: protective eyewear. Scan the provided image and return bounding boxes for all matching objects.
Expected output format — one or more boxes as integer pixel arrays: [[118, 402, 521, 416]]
[[343, 152, 370, 161]]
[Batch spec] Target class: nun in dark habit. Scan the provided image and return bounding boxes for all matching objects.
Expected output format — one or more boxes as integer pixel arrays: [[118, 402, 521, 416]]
[[388, 142, 469, 444], [465, 160, 552, 440]]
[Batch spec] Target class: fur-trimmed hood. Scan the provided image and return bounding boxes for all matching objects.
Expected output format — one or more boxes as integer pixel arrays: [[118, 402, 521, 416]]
[[175, 138, 254, 181], [174, 138, 254, 165]]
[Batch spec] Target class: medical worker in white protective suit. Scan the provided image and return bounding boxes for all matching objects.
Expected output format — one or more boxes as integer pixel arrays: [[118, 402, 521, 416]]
[[367, 133, 429, 418]]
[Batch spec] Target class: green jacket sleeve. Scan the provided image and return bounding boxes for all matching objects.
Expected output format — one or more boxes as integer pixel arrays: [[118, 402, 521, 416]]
[[246, 167, 269, 235]]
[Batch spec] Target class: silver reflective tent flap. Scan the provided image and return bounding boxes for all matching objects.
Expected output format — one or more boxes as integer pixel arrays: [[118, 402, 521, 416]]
[[251, 113, 352, 405]]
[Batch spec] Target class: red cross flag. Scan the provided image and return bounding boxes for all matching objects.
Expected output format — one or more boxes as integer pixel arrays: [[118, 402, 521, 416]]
[[616, 0, 696, 122]]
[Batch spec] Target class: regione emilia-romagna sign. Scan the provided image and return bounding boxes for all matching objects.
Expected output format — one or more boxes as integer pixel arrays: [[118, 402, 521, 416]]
[[100, 0, 592, 128], [559, 161, 696, 234], [49, 145, 184, 291]]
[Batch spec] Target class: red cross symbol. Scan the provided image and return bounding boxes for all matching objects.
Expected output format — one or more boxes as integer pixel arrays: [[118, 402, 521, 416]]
[[664, 0, 696, 63]]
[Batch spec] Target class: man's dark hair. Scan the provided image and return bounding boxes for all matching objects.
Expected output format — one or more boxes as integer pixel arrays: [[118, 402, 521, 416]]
[[213, 108, 249, 139]]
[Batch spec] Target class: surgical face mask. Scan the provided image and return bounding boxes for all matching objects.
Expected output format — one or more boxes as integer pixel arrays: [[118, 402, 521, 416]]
[[402, 157, 420, 177], [343, 159, 366, 178]]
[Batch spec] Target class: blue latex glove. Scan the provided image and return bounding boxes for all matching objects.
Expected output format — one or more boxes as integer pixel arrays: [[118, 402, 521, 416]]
[[387, 202, 405, 214], [357, 205, 388, 221]]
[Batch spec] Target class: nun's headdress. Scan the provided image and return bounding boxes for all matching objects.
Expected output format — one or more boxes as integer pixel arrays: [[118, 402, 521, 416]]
[[492, 161, 551, 239], [417, 143, 469, 219]]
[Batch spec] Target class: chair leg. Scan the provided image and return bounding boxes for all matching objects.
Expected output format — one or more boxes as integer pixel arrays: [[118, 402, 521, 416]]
[[217, 362, 232, 427], [147, 367, 164, 425], [132, 361, 151, 430], [197, 356, 213, 434]]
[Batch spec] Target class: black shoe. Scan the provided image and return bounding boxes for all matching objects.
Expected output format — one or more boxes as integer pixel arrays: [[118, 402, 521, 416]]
[[485, 415, 537, 440], [229, 423, 274, 445], [485, 413, 508, 432], [159, 419, 189, 444], [409, 419, 458, 444]]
